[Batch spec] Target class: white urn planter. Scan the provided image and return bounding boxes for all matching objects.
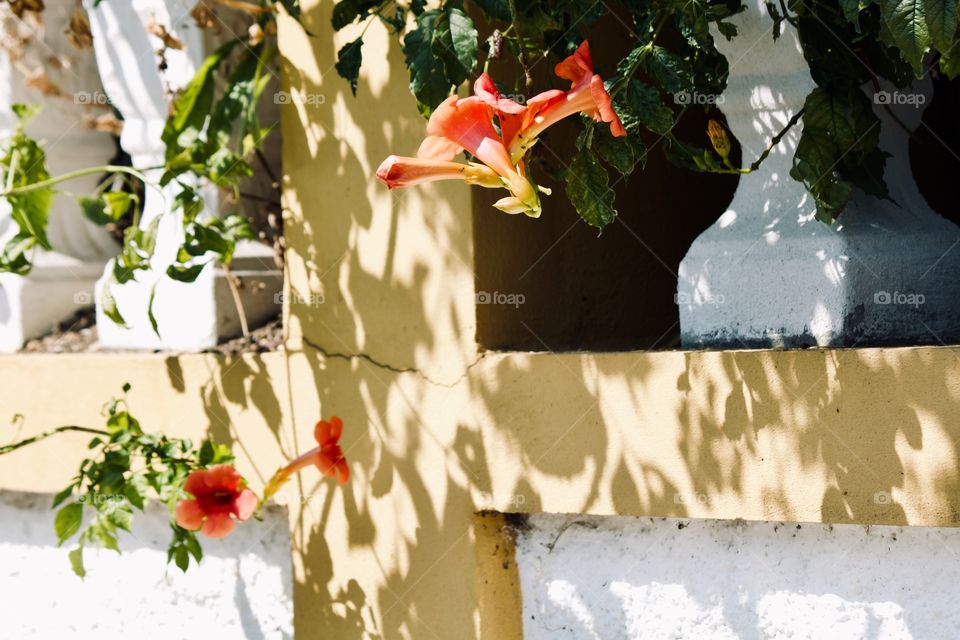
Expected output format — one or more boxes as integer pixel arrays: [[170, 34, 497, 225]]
[[677, 0, 960, 348], [0, 3, 118, 351], [85, 0, 281, 351]]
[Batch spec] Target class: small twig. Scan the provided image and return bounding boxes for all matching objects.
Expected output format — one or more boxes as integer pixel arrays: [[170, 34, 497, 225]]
[[747, 107, 805, 172], [506, 0, 532, 90], [0, 425, 108, 456], [237, 191, 281, 207], [222, 264, 250, 338], [254, 149, 280, 190]]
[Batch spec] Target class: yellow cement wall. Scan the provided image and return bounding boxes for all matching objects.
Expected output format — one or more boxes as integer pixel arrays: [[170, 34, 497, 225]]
[[2, 346, 960, 638]]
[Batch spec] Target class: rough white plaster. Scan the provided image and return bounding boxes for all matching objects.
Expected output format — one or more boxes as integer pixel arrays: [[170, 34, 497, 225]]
[[0, 491, 292, 639], [516, 514, 960, 639]]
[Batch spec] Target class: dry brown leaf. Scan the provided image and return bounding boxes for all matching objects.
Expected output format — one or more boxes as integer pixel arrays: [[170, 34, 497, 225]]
[[82, 113, 124, 136], [146, 15, 184, 51], [189, 3, 221, 33], [65, 7, 92, 50], [24, 66, 62, 96], [6, 0, 44, 19]]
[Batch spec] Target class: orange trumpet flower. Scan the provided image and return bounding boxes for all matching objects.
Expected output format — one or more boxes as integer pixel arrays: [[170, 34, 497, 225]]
[[174, 465, 258, 539], [377, 40, 626, 217], [377, 94, 543, 216]]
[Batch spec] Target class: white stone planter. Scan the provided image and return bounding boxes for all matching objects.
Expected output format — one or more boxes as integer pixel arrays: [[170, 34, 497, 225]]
[[0, 3, 118, 351], [85, 0, 281, 351], [677, 0, 960, 348]]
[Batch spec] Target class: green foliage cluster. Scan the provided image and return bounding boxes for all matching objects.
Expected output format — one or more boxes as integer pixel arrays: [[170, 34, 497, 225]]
[[0, 1, 297, 332], [23, 385, 235, 577], [332, 0, 959, 227]]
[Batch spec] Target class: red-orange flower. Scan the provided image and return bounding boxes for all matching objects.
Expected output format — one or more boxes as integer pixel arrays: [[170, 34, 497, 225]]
[[306, 416, 350, 484], [263, 417, 350, 502], [376, 95, 543, 216], [506, 41, 626, 162], [175, 465, 258, 539], [377, 40, 625, 217]]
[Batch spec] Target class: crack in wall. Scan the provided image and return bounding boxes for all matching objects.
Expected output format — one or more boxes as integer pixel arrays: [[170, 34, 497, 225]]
[[301, 336, 485, 388]]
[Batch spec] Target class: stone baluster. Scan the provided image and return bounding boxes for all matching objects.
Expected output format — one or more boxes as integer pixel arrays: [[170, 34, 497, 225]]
[[85, 0, 281, 350], [0, 3, 118, 351], [678, 0, 960, 347]]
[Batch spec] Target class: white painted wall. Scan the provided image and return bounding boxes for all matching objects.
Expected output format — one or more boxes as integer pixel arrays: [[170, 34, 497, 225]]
[[0, 491, 292, 639], [516, 513, 960, 639]]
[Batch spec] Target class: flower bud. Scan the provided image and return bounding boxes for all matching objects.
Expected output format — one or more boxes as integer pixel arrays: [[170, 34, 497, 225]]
[[707, 120, 731, 160]]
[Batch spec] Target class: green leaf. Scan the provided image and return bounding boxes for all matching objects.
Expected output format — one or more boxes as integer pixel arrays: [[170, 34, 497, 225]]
[[791, 127, 854, 223], [881, 0, 932, 73], [162, 41, 237, 159], [174, 188, 204, 222], [198, 439, 234, 466], [147, 282, 159, 337], [205, 47, 264, 154], [91, 519, 120, 552], [335, 38, 364, 96], [174, 544, 189, 572], [68, 546, 86, 578], [101, 274, 126, 327], [0, 232, 38, 275], [122, 477, 146, 511], [646, 46, 695, 94], [618, 80, 675, 135], [839, 0, 869, 30], [564, 150, 618, 229], [589, 125, 646, 175], [471, 0, 510, 20], [332, 0, 378, 30], [940, 48, 960, 76], [802, 85, 880, 154], [55, 503, 83, 546], [11, 103, 39, 122], [185, 532, 203, 562], [923, 0, 959, 50], [403, 10, 452, 117], [2, 128, 53, 254], [166, 263, 207, 283], [105, 505, 133, 532], [52, 486, 75, 509], [431, 7, 478, 87], [79, 192, 131, 226]]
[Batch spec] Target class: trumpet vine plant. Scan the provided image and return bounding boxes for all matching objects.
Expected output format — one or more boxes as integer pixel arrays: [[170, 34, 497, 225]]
[[0, 0, 956, 321], [0, 384, 349, 577]]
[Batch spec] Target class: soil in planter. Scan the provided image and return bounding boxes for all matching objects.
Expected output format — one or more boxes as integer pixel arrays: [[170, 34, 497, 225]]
[[19, 306, 284, 355]]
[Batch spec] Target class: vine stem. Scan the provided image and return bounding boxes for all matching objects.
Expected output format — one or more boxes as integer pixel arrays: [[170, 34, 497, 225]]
[[506, 0, 532, 90], [0, 426, 108, 456], [0, 165, 152, 197], [745, 107, 805, 172], [222, 264, 250, 338]]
